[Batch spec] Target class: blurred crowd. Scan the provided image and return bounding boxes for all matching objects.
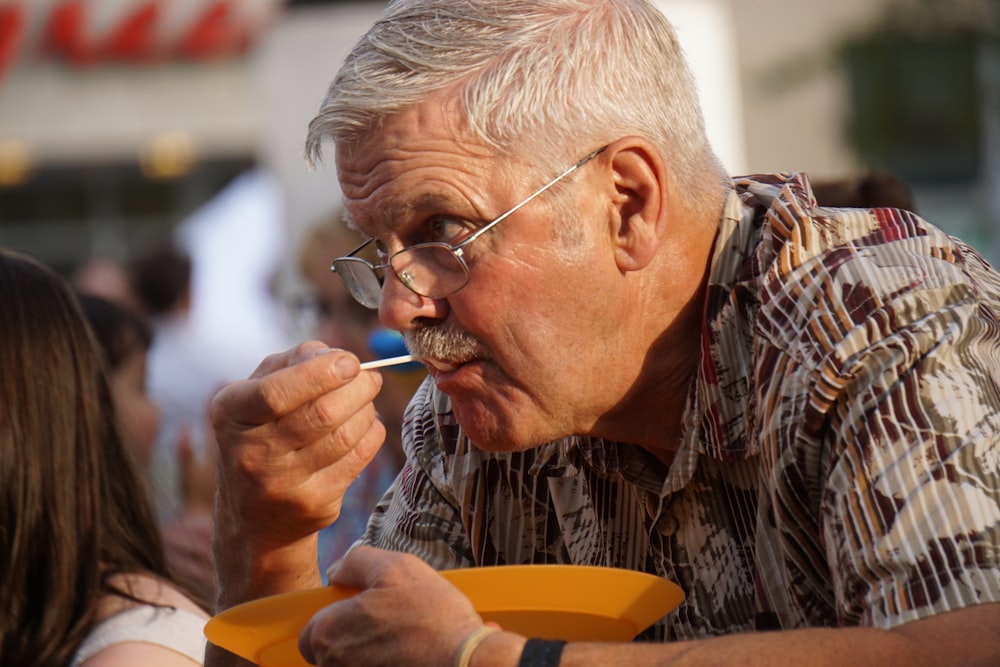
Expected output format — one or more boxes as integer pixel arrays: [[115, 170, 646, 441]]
[[0, 200, 428, 664], [64, 199, 428, 599]]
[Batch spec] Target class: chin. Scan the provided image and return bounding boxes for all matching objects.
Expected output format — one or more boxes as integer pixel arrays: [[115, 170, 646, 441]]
[[446, 381, 569, 452], [453, 408, 559, 455], [450, 403, 523, 452], [452, 417, 513, 452]]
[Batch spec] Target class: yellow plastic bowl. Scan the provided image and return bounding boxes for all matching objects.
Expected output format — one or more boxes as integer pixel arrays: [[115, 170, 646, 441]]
[[205, 564, 684, 667]]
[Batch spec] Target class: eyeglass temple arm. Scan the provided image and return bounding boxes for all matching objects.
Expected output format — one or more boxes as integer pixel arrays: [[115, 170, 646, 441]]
[[455, 145, 609, 252], [331, 144, 609, 267], [331, 237, 377, 273]]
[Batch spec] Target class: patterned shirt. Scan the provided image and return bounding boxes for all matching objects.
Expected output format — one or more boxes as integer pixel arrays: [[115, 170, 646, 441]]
[[355, 172, 1000, 640]]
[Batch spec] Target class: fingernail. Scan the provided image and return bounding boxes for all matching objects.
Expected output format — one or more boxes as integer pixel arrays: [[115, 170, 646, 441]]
[[335, 355, 359, 378]]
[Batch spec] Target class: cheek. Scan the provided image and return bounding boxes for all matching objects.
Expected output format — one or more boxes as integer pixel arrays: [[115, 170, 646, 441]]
[[483, 257, 612, 391], [487, 250, 590, 336], [112, 382, 161, 465], [133, 398, 161, 454], [457, 253, 575, 367]]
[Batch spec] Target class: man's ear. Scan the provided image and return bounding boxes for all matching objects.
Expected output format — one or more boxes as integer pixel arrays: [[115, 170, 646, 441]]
[[605, 138, 668, 272]]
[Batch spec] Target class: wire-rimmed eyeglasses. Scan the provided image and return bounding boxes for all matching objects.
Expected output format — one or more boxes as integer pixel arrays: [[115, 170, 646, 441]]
[[331, 145, 608, 309]]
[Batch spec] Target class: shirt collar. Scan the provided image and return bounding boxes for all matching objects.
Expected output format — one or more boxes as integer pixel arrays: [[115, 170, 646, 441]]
[[693, 172, 816, 462]]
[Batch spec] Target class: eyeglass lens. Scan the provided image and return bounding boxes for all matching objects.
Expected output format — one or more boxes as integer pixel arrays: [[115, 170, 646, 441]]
[[333, 242, 473, 307], [390, 243, 470, 299], [332, 257, 383, 308]]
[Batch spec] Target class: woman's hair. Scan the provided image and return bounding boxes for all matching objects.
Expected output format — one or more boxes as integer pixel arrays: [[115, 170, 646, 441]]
[[306, 0, 727, 196], [0, 249, 173, 666]]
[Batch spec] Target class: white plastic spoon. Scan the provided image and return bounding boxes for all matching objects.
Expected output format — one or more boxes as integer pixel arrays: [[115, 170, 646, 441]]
[[358, 354, 417, 370]]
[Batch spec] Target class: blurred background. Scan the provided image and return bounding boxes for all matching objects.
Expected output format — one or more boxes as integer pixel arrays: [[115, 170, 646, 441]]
[[2, 0, 994, 593], [0, 0, 998, 337]]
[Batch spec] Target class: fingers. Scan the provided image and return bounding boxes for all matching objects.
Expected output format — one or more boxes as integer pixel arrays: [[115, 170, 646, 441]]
[[212, 343, 384, 463], [298, 548, 485, 666], [253, 412, 386, 527], [249, 340, 335, 379], [330, 545, 421, 590], [297, 549, 407, 666], [211, 342, 389, 546], [298, 617, 320, 665], [212, 345, 364, 429]]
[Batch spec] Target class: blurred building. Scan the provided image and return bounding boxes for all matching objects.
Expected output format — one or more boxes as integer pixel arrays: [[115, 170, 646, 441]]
[[0, 0, 291, 272], [0, 0, 997, 277], [730, 0, 1000, 260]]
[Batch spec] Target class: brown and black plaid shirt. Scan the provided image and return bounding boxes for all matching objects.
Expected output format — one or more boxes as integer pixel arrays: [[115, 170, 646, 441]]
[[351, 172, 1000, 640]]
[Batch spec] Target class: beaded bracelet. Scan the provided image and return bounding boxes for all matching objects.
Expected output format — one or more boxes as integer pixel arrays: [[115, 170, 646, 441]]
[[454, 626, 499, 667]]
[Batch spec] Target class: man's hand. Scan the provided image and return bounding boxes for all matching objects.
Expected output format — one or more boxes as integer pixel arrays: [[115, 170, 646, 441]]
[[298, 546, 492, 666], [211, 342, 387, 610], [298, 555, 1000, 667]]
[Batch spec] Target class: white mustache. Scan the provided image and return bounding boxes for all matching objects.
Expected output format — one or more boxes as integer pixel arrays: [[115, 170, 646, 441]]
[[404, 325, 490, 363]]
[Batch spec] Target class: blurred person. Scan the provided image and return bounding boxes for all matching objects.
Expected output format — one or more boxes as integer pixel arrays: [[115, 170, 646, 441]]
[[210, 1, 1000, 666], [158, 436, 218, 609], [131, 245, 194, 321], [79, 293, 159, 468], [131, 245, 220, 521], [296, 213, 423, 567], [79, 292, 216, 605], [71, 255, 143, 314], [812, 170, 917, 212], [175, 168, 296, 368], [131, 244, 222, 605], [0, 248, 208, 667]]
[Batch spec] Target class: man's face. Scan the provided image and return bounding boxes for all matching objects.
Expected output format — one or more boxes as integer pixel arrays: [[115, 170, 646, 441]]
[[336, 96, 634, 451]]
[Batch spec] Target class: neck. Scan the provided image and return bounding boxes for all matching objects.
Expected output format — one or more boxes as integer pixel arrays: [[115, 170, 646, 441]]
[[592, 201, 720, 458], [590, 271, 707, 459]]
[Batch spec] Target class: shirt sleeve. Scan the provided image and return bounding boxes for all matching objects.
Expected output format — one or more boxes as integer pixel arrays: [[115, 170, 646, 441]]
[[816, 241, 1000, 628]]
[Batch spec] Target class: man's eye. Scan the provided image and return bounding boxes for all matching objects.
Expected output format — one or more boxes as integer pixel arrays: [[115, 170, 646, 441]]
[[429, 216, 476, 244], [373, 239, 389, 260]]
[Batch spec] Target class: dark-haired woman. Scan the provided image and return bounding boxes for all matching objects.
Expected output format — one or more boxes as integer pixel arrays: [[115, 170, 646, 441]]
[[0, 249, 208, 667]]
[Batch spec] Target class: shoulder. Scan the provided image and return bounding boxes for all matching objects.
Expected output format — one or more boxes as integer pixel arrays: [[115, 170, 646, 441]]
[[96, 572, 208, 620], [75, 573, 209, 667], [78, 641, 203, 667], [734, 172, 948, 257], [733, 173, 1000, 335]]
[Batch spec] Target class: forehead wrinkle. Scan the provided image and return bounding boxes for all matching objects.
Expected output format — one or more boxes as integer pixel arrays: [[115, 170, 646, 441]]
[[339, 145, 508, 239], [350, 186, 488, 240]]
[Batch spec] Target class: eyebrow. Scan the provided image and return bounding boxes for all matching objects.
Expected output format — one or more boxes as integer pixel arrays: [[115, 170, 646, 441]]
[[344, 191, 482, 238]]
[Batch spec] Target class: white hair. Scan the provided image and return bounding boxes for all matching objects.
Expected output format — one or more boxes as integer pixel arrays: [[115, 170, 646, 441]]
[[306, 0, 728, 197]]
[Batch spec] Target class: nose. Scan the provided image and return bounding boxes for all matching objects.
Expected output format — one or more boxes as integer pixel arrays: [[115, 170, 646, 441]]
[[377, 266, 448, 332]]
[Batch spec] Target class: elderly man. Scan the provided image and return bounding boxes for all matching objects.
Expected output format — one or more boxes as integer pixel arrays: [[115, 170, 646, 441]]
[[209, 1, 1000, 665]]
